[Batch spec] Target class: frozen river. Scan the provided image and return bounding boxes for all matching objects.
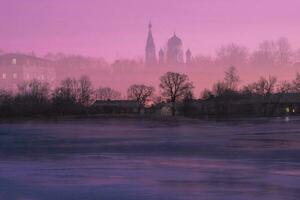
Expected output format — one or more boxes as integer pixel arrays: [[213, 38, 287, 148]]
[[0, 117, 300, 200]]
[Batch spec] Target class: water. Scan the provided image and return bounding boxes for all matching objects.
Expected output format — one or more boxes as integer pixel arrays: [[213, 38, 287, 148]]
[[0, 117, 300, 200]]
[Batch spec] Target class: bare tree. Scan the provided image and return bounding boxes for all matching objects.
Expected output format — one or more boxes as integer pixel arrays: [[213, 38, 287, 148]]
[[224, 66, 240, 91], [241, 83, 256, 95], [201, 88, 214, 100], [212, 81, 227, 97], [95, 87, 121, 100], [16, 80, 50, 115], [250, 38, 291, 66], [277, 37, 291, 65], [18, 79, 49, 101], [250, 40, 277, 66], [127, 84, 155, 105], [277, 80, 293, 94], [216, 43, 249, 67], [265, 76, 278, 95], [209, 67, 240, 98], [159, 72, 194, 115], [244, 76, 277, 96], [183, 90, 194, 101], [52, 78, 78, 105], [292, 73, 300, 92], [78, 76, 93, 106]]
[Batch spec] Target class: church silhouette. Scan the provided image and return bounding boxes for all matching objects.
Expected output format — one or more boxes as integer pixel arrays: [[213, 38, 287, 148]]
[[145, 22, 191, 66]]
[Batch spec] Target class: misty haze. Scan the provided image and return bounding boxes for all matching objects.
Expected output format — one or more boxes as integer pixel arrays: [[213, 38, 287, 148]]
[[1, 0, 300, 200]]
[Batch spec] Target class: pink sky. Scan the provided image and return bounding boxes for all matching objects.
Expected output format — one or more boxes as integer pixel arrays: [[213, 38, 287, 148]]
[[1, 0, 300, 61]]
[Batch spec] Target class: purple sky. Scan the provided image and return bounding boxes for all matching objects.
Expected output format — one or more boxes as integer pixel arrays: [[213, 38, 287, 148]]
[[1, 0, 300, 61]]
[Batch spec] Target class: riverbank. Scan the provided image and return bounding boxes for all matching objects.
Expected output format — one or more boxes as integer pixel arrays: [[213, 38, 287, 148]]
[[0, 111, 297, 125]]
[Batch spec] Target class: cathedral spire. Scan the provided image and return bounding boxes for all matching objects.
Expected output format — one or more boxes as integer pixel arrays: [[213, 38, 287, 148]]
[[149, 21, 152, 30], [145, 21, 157, 66]]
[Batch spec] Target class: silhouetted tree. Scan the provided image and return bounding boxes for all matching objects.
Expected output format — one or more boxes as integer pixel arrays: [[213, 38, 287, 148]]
[[15, 80, 50, 115], [127, 84, 155, 105], [209, 67, 240, 98], [78, 76, 93, 106], [292, 73, 300, 92], [212, 81, 227, 97], [183, 90, 194, 101], [53, 78, 78, 102], [52, 78, 79, 114], [243, 76, 277, 96], [95, 87, 121, 100], [240, 77, 278, 116], [159, 72, 194, 115], [18, 79, 49, 101], [201, 88, 214, 100], [277, 81, 293, 94], [224, 66, 240, 91]]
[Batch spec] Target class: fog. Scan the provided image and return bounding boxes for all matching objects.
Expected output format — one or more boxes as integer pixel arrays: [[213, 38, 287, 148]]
[[1, 37, 299, 97]]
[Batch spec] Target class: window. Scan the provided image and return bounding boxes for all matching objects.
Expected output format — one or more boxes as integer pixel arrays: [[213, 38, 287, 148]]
[[13, 73, 17, 79], [12, 58, 17, 65], [2, 73, 6, 79]]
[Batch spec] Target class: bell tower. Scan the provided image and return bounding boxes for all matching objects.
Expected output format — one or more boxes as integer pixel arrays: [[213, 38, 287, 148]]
[[145, 22, 157, 66]]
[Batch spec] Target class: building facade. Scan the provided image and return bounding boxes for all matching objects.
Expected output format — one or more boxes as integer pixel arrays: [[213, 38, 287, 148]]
[[0, 53, 56, 90]]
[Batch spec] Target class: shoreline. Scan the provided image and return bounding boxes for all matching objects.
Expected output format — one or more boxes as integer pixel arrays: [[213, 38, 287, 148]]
[[0, 113, 297, 124]]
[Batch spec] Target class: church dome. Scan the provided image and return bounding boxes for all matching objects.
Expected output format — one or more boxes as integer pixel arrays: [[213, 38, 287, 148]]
[[166, 33, 184, 64], [167, 33, 183, 47]]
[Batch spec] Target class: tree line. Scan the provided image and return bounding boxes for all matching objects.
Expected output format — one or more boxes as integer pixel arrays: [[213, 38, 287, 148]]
[[193, 37, 297, 68], [1, 68, 300, 118], [0, 72, 193, 117], [202, 66, 300, 99]]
